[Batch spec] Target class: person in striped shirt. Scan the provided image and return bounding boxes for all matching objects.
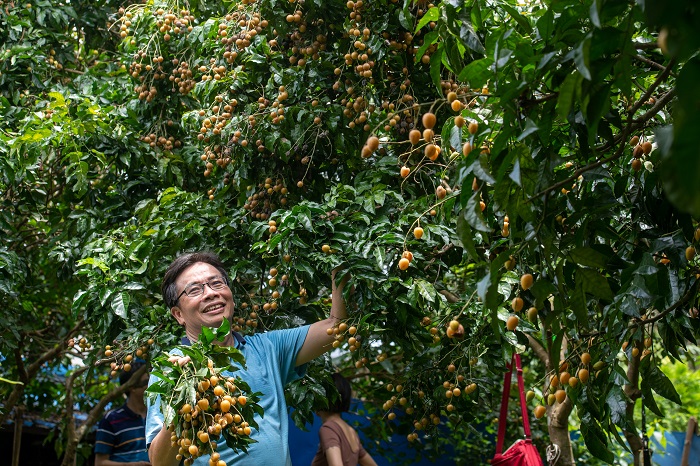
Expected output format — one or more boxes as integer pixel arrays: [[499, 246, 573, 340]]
[[95, 362, 151, 466]]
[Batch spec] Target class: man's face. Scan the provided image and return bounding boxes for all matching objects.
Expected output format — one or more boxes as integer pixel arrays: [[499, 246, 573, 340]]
[[130, 372, 150, 400], [170, 262, 235, 339]]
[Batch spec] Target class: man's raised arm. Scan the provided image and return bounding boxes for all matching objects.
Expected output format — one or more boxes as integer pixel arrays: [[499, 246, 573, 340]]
[[295, 269, 349, 366]]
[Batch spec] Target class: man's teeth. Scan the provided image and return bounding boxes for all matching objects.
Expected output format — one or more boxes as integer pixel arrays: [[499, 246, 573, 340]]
[[204, 304, 224, 313]]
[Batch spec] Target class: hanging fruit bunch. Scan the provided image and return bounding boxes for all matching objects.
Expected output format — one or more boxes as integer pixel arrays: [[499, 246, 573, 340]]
[[147, 319, 263, 466]]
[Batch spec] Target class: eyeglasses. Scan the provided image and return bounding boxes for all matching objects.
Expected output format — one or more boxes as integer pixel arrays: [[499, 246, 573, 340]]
[[176, 276, 228, 301]]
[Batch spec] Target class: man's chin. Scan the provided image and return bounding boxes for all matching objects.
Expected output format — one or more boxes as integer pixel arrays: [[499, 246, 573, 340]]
[[205, 311, 233, 327]]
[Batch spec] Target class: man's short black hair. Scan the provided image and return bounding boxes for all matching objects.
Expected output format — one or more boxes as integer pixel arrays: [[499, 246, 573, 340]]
[[326, 373, 352, 413], [161, 251, 230, 309], [118, 360, 147, 393]]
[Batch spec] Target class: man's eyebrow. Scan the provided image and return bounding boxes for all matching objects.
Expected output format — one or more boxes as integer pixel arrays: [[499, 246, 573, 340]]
[[182, 275, 221, 287]]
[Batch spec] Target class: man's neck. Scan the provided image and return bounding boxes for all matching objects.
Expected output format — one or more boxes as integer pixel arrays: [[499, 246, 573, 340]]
[[186, 330, 235, 347]]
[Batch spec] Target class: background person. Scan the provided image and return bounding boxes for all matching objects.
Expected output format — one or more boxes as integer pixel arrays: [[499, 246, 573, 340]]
[[311, 373, 378, 466], [94, 361, 151, 466], [145, 251, 349, 466]]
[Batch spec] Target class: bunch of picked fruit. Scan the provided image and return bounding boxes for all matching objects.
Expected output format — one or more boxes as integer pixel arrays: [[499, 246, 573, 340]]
[[147, 319, 262, 466]]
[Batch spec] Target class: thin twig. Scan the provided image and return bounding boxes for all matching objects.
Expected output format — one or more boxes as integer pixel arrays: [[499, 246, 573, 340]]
[[628, 57, 676, 116]]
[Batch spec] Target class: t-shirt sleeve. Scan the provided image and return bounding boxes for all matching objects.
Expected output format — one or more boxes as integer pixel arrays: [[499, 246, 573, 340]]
[[264, 325, 310, 385], [94, 414, 115, 455], [145, 392, 164, 447], [318, 423, 343, 450], [358, 443, 368, 459], [144, 360, 176, 447]]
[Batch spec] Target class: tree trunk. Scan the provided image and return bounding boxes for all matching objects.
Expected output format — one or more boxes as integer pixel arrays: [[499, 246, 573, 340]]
[[548, 398, 574, 465], [526, 334, 576, 466], [680, 416, 696, 466], [11, 406, 23, 466], [623, 341, 643, 466]]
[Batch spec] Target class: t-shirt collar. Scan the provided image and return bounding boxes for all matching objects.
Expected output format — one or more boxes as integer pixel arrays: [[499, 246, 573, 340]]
[[180, 331, 246, 348]]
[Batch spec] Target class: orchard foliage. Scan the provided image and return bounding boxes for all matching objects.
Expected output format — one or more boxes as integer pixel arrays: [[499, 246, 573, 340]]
[[1, 0, 700, 464]]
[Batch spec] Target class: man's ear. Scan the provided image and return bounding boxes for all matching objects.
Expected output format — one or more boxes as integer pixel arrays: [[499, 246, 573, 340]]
[[171, 306, 186, 326]]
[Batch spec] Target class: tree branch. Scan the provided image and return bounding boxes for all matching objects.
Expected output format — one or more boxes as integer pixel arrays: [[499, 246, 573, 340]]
[[526, 333, 550, 369], [628, 57, 676, 117], [0, 319, 85, 426], [630, 279, 699, 329], [529, 85, 676, 201], [632, 54, 668, 72]]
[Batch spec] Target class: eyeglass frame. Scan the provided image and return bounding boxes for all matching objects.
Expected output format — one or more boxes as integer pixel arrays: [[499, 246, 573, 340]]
[[176, 276, 229, 302]]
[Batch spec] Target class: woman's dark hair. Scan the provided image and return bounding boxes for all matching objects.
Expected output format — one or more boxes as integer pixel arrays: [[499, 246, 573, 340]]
[[327, 373, 352, 413], [161, 251, 230, 309]]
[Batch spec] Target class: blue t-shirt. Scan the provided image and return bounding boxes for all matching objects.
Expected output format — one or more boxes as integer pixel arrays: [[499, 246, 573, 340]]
[[146, 325, 310, 466], [95, 403, 150, 462]]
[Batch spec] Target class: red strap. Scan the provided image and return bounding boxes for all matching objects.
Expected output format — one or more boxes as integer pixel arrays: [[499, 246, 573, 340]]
[[495, 353, 532, 455], [514, 354, 532, 437]]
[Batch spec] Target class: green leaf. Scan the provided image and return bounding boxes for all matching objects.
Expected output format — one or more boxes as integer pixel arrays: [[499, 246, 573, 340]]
[[414, 279, 436, 303], [568, 247, 609, 269], [640, 359, 682, 406], [457, 58, 493, 88], [606, 386, 627, 426], [459, 20, 485, 54], [456, 213, 478, 261], [536, 9, 553, 42], [640, 378, 664, 417], [570, 282, 589, 328], [517, 118, 538, 141], [573, 36, 592, 80], [589, 0, 601, 28], [430, 47, 444, 93], [557, 72, 582, 120], [415, 6, 439, 32], [660, 57, 700, 217], [580, 418, 614, 463], [576, 268, 613, 301], [111, 292, 129, 319], [463, 191, 491, 233], [501, 3, 532, 34]]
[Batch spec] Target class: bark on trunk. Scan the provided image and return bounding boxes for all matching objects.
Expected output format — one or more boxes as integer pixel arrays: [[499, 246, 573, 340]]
[[11, 406, 23, 466], [623, 341, 643, 466], [526, 334, 576, 466], [681, 416, 697, 466], [548, 398, 575, 466]]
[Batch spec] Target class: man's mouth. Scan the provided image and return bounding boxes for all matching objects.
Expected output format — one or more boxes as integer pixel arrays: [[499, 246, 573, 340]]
[[203, 303, 225, 314]]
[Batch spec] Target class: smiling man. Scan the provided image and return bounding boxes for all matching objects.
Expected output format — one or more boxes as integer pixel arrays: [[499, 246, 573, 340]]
[[145, 251, 348, 466]]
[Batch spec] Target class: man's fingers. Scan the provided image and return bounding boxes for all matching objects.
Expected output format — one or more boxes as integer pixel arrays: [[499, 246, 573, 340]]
[[167, 355, 191, 366]]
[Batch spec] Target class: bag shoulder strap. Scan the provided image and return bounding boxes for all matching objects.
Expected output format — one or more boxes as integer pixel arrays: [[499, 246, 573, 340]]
[[514, 354, 532, 438], [495, 353, 532, 455]]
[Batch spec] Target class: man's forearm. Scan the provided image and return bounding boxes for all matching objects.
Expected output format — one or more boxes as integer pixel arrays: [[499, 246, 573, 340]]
[[148, 424, 180, 466], [295, 271, 350, 365]]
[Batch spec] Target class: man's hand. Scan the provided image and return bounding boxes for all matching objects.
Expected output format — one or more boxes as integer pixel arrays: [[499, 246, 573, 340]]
[[331, 265, 352, 298], [296, 266, 351, 366], [167, 355, 191, 366]]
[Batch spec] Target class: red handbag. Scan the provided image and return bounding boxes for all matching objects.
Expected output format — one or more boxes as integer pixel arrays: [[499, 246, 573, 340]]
[[491, 353, 544, 466]]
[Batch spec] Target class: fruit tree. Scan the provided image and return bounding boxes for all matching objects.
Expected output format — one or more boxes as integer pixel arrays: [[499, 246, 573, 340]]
[[1, 0, 699, 465]]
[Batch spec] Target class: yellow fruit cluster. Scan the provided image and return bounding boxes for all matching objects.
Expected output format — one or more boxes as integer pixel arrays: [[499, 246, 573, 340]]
[[172, 373, 252, 466]]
